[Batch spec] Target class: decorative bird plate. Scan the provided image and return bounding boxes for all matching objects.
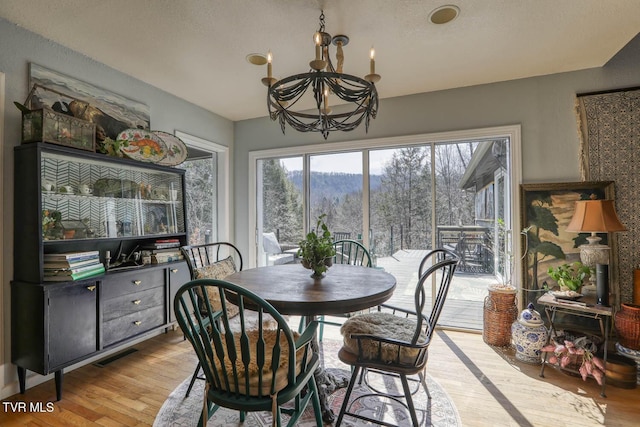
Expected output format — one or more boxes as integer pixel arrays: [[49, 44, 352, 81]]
[[118, 129, 167, 163]]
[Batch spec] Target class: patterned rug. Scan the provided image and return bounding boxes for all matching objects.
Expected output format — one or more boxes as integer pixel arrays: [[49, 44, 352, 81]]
[[153, 340, 460, 426]]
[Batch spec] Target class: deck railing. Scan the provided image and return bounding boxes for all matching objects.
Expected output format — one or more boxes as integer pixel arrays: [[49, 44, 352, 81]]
[[436, 225, 494, 274], [268, 225, 495, 275]]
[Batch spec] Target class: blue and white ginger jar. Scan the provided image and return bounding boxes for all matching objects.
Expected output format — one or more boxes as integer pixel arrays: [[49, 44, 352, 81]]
[[512, 303, 548, 364]]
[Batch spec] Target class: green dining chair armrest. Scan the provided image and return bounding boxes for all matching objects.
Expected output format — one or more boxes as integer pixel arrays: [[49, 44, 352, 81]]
[[295, 320, 319, 349]]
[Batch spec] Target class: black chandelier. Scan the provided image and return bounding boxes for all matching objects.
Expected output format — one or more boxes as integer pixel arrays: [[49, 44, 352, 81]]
[[262, 11, 380, 140]]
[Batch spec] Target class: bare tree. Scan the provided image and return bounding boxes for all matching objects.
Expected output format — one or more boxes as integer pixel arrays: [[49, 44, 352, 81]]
[[373, 147, 431, 252], [434, 143, 475, 227], [185, 157, 216, 245]]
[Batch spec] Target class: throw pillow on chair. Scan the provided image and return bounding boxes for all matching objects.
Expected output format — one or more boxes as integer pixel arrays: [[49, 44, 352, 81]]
[[194, 256, 240, 318]]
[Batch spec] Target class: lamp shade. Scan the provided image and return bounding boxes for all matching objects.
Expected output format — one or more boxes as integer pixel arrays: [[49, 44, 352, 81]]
[[565, 199, 627, 233]]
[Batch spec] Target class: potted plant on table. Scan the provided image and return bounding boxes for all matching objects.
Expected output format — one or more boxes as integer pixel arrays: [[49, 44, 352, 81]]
[[547, 261, 591, 292], [298, 214, 336, 279]]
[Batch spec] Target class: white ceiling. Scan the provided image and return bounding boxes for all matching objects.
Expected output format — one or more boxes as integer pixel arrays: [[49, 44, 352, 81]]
[[1, 0, 638, 122]]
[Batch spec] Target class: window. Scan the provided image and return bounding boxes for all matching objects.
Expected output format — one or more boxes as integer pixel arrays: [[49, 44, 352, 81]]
[[256, 156, 303, 266], [176, 131, 229, 244]]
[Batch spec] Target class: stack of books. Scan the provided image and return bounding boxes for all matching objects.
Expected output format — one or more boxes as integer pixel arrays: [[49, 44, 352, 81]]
[[151, 249, 184, 264], [142, 238, 181, 250], [44, 250, 105, 281], [141, 239, 184, 264]]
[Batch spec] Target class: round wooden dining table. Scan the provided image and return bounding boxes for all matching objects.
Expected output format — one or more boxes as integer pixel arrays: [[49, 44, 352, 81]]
[[225, 263, 397, 422]]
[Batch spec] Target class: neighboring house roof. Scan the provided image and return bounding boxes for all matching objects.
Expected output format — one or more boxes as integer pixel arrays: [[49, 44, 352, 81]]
[[459, 140, 507, 191]]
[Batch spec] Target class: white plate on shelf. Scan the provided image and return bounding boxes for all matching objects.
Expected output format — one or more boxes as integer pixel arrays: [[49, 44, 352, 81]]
[[153, 131, 188, 166]]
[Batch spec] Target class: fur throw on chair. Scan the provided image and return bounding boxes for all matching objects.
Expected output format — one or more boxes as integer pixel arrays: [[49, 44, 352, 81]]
[[211, 329, 308, 396], [341, 312, 427, 365]]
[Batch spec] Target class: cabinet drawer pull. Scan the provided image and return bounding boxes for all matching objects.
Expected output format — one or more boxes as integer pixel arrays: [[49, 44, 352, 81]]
[[171, 268, 178, 273], [134, 321, 142, 326], [132, 299, 141, 305], [133, 280, 142, 285], [86, 285, 96, 292]]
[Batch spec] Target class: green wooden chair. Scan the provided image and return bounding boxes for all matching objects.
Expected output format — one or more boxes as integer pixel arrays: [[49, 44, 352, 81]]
[[174, 278, 323, 427], [332, 239, 371, 267], [180, 242, 244, 398], [299, 239, 373, 340]]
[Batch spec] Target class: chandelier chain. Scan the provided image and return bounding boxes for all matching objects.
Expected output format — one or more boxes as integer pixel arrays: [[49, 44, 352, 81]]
[[318, 10, 325, 33]]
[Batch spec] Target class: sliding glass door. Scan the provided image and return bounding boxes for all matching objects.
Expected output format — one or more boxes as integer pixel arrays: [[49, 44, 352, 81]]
[[256, 156, 303, 266], [369, 147, 432, 261], [434, 140, 488, 329], [309, 152, 363, 241], [252, 128, 518, 330]]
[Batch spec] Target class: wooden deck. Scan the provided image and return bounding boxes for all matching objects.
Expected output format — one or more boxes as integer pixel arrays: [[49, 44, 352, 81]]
[[375, 249, 493, 330]]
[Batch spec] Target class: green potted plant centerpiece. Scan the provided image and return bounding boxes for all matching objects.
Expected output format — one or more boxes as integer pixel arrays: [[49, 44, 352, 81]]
[[547, 261, 591, 292], [298, 214, 336, 279]]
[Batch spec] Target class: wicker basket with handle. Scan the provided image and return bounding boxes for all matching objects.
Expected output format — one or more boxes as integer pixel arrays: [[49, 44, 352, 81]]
[[483, 286, 518, 347]]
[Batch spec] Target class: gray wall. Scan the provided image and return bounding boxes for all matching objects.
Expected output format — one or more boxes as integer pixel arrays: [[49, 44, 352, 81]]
[[0, 18, 233, 397], [233, 36, 640, 263]]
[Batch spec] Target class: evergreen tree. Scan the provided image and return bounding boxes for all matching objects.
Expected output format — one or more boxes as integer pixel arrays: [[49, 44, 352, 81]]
[[262, 159, 303, 244]]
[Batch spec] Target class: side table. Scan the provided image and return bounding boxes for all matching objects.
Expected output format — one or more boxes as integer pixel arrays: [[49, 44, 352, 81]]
[[537, 292, 613, 397]]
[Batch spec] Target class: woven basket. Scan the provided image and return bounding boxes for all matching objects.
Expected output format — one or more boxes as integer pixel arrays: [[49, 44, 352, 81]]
[[487, 287, 517, 311], [615, 303, 640, 350], [483, 292, 518, 347]]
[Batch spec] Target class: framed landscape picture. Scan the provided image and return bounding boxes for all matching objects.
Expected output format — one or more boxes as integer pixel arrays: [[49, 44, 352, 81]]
[[28, 63, 150, 140], [520, 181, 616, 305]]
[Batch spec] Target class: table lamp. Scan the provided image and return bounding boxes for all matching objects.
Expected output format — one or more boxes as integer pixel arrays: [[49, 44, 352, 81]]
[[565, 195, 626, 303]]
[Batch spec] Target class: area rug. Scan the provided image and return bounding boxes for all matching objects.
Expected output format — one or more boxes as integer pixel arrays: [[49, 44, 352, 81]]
[[153, 340, 460, 426]]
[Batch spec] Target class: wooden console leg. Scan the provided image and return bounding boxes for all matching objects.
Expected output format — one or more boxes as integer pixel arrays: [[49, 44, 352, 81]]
[[17, 367, 26, 394], [55, 370, 63, 401]]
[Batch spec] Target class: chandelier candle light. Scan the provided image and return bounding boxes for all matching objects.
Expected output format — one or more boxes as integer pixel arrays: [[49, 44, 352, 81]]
[[262, 10, 380, 139]]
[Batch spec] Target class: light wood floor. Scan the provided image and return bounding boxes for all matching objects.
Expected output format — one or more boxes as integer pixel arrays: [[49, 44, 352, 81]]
[[1, 328, 639, 426]]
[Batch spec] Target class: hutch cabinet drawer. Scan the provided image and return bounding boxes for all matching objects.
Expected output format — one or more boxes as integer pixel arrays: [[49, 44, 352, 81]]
[[103, 305, 166, 347], [103, 287, 165, 322], [102, 268, 165, 300]]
